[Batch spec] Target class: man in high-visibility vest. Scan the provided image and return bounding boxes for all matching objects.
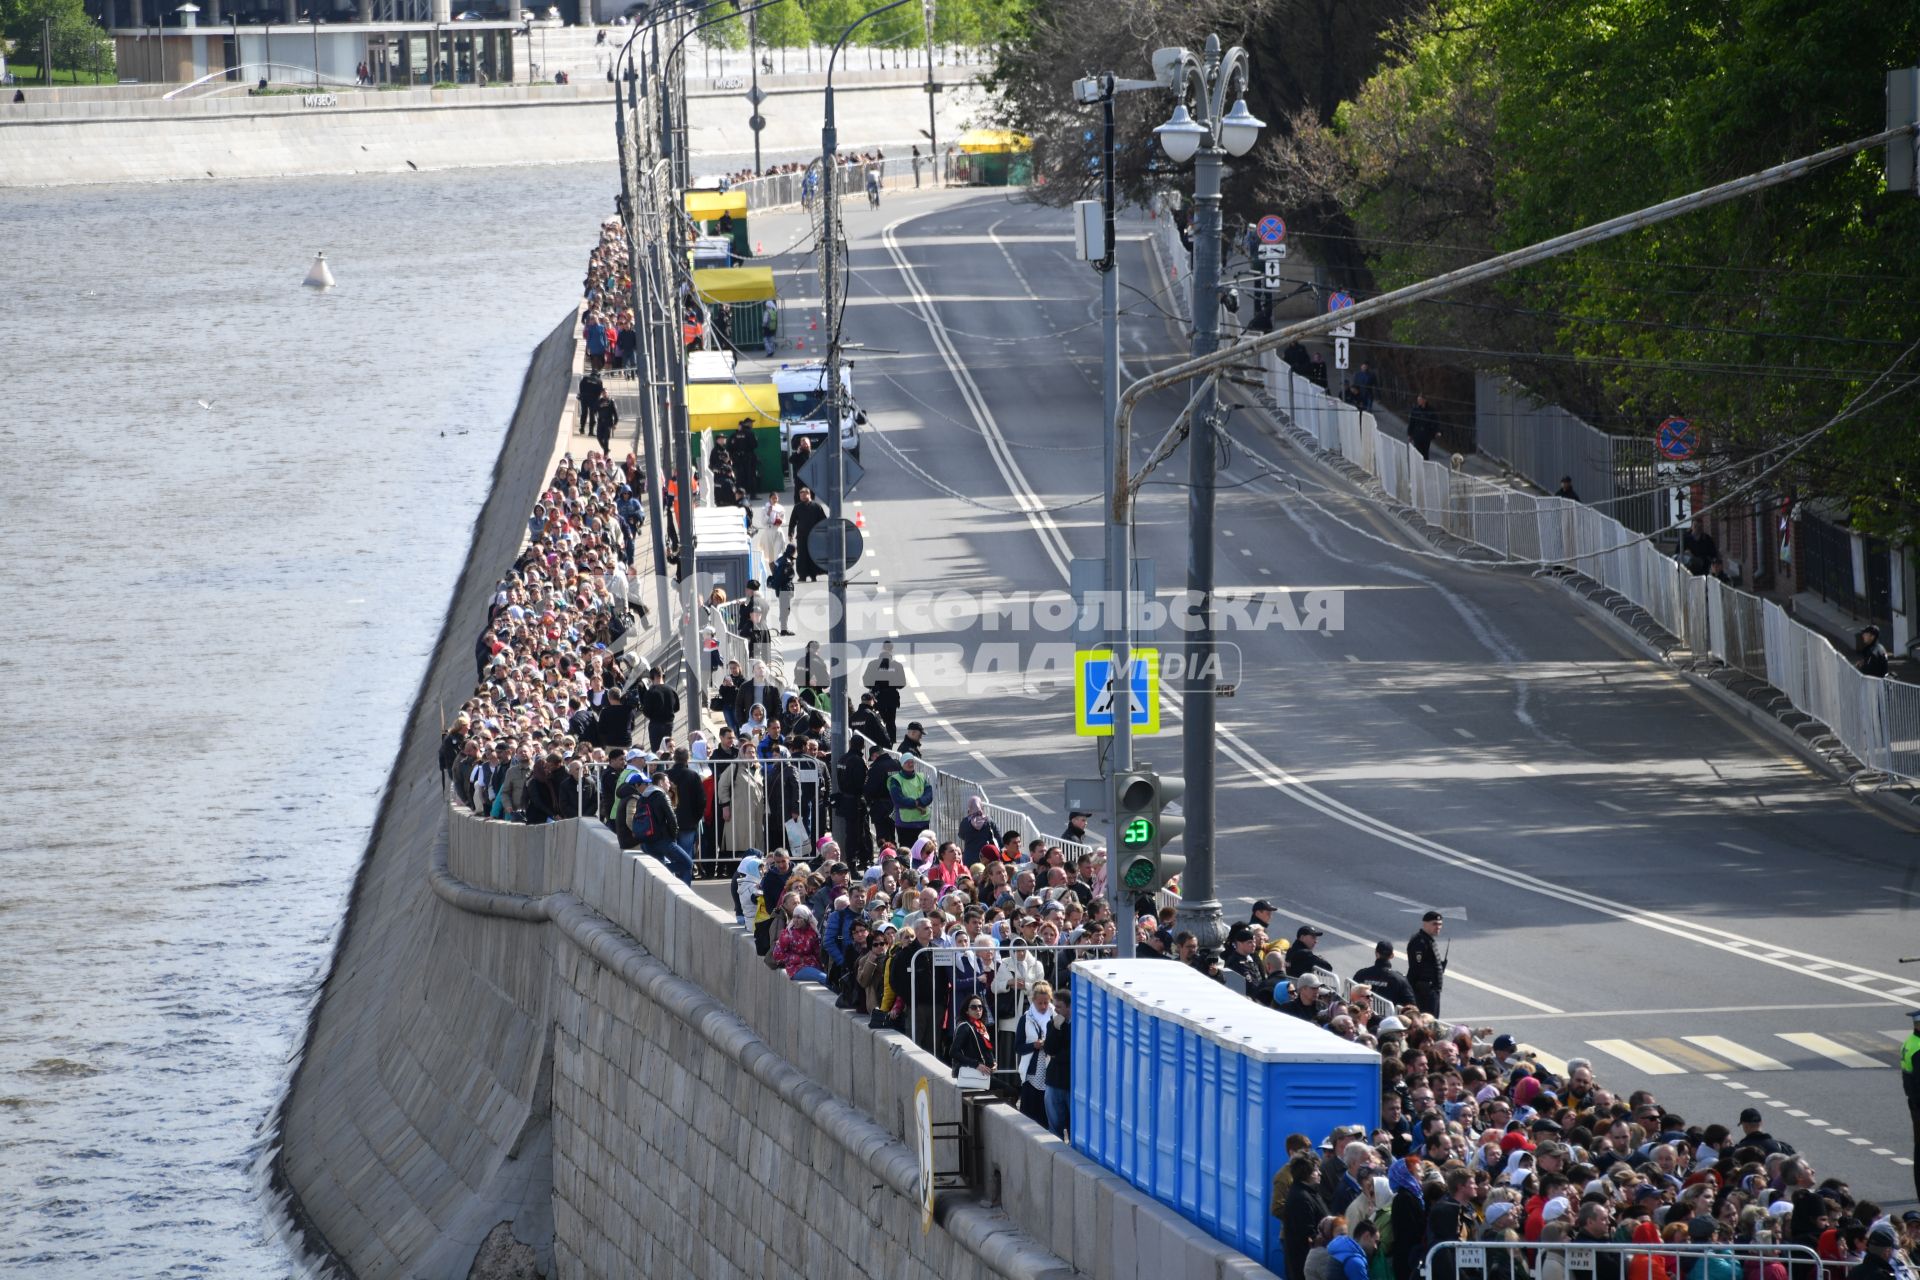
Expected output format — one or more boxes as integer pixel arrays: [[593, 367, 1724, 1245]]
[[887, 754, 933, 845], [1904, 1009, 1920, 1201]]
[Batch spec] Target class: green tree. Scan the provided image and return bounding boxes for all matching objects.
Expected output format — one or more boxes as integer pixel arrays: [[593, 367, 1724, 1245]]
[[753, 0, 813, 51], [1, 0, 105, 78], [1276, 0, 1920, 539]]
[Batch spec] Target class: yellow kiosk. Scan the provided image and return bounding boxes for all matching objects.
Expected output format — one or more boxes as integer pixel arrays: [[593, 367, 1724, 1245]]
[[692, 265, 778, 352], [685, 379, 784, 493], [955, 129, 1034, 186], [684, 188, 751, 257]]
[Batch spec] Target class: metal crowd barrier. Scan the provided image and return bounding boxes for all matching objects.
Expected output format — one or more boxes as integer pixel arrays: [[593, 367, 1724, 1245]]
[[1423, 1238, 1822, 1280], [1264, 353, 1919, 783], [904, 940, 1110, 1079]]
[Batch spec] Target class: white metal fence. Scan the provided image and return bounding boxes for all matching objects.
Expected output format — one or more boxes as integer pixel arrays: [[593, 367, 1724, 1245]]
[[1473, 373, 1664, 534], [1265, 355, 1920, 782]]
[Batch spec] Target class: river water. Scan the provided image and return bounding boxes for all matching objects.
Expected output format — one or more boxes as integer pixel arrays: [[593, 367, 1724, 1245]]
[[0, 163, 615, 1277]]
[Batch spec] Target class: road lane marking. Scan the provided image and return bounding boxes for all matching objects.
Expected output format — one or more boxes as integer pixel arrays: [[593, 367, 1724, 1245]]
[[1719, 841, 1764, 855], [1515, 763, 1541, 774], [1454, 727, 1476, 739], [1685, 1036, 1788, 1071], [968, 750, 1006, 779], [883, 206, 1914, 1012], [1008, 784, 1054, 814], [1589, 1039, 1685, 1075], [936, 716, 972, 746], [1418, 704, 1439, 714], [1596, 799, 1628, 812], [1521, 1046, 1569, 1077], [1777, 1032, 1881, 1069]]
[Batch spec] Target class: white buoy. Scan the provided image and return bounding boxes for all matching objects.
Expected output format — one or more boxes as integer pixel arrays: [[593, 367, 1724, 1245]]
[[303, 252, 335, 290]]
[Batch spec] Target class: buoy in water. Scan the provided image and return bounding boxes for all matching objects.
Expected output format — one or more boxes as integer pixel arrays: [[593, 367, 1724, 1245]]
[[303, 252, 335, 290]]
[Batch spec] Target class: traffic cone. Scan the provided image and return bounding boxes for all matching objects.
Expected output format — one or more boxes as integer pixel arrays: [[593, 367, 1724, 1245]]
[[757, 240, 764, 255], [795, 339, 805, 350], [854, 508, 865, 530]]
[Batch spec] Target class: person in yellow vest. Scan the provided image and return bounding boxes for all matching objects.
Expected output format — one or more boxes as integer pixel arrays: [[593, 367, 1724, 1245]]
[[1903, 1009, 1920, 1202], [887, 754, 933, 844]]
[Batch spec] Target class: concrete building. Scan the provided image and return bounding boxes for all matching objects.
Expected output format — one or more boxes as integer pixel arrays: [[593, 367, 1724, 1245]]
[[110, 6, 529, 88]]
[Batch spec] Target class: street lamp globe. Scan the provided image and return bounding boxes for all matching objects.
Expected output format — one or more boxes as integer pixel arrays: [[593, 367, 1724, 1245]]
[[1154, 103, 1207, 164], [1219, 97, 1265, 157]]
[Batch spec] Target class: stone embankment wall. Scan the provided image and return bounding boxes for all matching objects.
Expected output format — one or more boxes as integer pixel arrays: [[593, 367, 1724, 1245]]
[[272, 302, 1277, 1279], [0, 70, 987, 187]]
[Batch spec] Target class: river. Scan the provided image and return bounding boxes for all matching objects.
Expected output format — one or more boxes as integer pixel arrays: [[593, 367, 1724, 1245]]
[[0, 162, 615, 1277]]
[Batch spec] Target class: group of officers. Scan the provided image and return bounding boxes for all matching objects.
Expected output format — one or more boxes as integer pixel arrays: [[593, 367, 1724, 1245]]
[[1221, 906, 1451, 1016]]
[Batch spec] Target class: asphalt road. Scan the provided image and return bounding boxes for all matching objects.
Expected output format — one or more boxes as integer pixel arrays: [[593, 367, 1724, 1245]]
[[755, 185, 1920, 1204]]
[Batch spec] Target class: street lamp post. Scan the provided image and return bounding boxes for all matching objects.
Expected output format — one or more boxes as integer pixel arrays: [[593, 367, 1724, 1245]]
[[657, 0, 783, 737], [821, 0, 912, 787], [1152, 34, 1262, 954]]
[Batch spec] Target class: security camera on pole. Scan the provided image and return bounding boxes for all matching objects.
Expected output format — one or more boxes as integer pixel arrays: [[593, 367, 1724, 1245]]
[[1151, 34, 1263, 955]]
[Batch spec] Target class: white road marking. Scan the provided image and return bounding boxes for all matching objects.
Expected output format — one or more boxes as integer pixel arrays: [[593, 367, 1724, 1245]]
[[1008, 784, 1054, 814], [936, 717, 972, 746], [1718, 841, 1764, 855], [1454, 727, 1476, 739], [1786, 1109, 1808, 1117], [1890, 986, 1920, 997], [1245, 898, 1554, 1012], [1596, 799, 1628, 812], [1777, 1032, 1882, 1069], [1521, 1046, 1569, 1077], [1685, 1036, 1788, 1072], [1515, 763, 1541, 775], [1589, 1039, 1685, 1076], [884, 207, 1917, 1012], [1418, 704, 1439, 715], [968, 750, 1007, 779]]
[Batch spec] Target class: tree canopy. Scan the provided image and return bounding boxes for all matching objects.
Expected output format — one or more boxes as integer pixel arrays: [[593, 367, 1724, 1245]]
[[1271, 0, 1920, 539]]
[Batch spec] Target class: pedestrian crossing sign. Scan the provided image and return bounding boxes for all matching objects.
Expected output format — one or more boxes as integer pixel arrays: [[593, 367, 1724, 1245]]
[[1074, 649, 1160, 737]]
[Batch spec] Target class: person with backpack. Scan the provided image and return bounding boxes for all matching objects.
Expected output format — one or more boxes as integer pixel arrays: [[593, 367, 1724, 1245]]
[[631, 770, 691, 881]]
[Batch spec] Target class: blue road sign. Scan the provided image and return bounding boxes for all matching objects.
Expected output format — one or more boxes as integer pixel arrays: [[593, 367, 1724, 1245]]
[[1328, 290, 1355, 312], [1656, 416, 1696, 460], [1257, 214, 1287, 244], [1075, 649, 1160, 736]]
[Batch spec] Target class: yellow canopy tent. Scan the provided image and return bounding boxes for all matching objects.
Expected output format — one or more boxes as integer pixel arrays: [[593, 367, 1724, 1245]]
[[685, 381, 780, 432], [955, 128, 1033, 155], [691, 266, 776, 305], [683, 189, 749, 222]]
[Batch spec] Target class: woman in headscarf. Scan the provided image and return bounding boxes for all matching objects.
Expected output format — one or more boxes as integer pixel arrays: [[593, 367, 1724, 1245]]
[[908, 830, 937, 870], [959, 794, 995, 862], [1388, 1157, 1428, 1280]]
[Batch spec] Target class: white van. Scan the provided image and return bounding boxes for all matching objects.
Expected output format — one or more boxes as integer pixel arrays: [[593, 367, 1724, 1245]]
[[772, 361, 862, 461]]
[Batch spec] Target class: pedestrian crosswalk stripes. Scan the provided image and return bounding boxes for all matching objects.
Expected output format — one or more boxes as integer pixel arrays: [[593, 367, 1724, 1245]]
[[1588, 1039, 1687, 1075], [1579, 1030, 1898, 1077], [1683, 1035, 1788, 1071], [1777, 1031, 1885, 1069]]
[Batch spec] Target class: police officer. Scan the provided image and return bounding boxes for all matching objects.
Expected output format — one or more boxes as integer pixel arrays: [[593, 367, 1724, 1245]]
[[1903, 1009, 1920, 1202], [1407, 910, 1446, 1016]]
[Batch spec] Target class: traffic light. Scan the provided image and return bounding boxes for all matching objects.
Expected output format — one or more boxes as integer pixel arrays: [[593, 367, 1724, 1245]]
[[1115, 768, 1185, 894]]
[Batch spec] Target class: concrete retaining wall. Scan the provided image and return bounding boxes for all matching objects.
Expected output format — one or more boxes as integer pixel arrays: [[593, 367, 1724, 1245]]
[[273, 292, 1275, 1279], [0, 73, 987, 187]]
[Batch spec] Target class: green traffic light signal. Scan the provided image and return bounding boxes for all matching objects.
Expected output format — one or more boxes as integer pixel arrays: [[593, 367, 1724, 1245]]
[[1122, 817, 1155, 847]]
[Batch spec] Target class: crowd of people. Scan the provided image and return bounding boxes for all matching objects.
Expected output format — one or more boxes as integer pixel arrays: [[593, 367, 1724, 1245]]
[[435, 222, 1904, 1275]]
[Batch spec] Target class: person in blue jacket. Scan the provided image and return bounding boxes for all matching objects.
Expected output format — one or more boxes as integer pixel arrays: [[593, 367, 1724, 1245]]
[[1329, 1220, 1379, 1280]]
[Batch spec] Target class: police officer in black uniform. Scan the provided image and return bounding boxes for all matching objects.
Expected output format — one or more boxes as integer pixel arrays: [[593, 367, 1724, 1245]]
[[1407, 909, 1446, 1017]]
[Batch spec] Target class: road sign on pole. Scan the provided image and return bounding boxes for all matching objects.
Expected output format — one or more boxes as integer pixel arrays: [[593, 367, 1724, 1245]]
[[1656, 416, 1696, 460], [806, 517, 864, 573], [1333, 336, 1350, 370], [1075, 648, 1160, 736], [1328, 290, 1356, 338], [1256, 213, 1287, 243]]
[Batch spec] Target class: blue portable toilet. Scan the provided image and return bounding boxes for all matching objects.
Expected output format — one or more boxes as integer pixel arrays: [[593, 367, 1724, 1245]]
[[1071, 960, 1381, 1274]]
